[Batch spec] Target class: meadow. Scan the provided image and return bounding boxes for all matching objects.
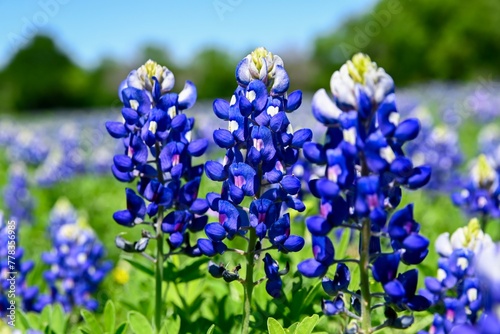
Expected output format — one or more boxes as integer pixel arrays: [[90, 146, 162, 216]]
[[1, 64, 500, 334]]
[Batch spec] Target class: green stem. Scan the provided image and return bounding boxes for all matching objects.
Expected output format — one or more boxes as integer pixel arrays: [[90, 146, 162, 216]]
[[359, 149, 371, 333], [359, 218, 372, 333], [242, 228, 257, 334], [155, 207, 164, 332], [154, 142, 165, 332], [241, 166, 264, 334]]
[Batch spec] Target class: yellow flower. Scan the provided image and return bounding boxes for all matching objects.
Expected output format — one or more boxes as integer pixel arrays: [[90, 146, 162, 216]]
[[112, 260, 131, 285]]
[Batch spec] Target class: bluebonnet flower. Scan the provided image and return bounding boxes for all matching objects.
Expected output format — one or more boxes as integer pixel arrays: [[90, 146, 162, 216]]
[[263, 253, 289, 298], [451, 155, 500, 220], [404, 107, 463, 192], [3, 163, 34, 224], [475, 243, 500, 329], [47, 198, 79, 239], [419, 219, 495, 334], [106, 59, 209, 256], [33, 121, 116, 186], [41, 201, 112, 312], [465, 85, 500, 124], [478, 124, 500, 169], [297, 53, 431, 330], [7, 129, 49, 166], [201, 47, 308, 301], [0, 213, 48, 315]]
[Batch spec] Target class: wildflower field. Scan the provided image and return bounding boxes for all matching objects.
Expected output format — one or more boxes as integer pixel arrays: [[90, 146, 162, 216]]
[[1, 50, 500, 334]]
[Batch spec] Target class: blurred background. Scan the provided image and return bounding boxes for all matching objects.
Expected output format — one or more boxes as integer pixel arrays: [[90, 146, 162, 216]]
[[1, 0, 499, 113]]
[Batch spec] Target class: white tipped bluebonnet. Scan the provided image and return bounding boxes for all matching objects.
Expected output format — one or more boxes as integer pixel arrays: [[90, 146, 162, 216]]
[[300, 54, 431, 330], [121, 59, 175, 99], [452, 155, 500, 219], [420, 220, 500, 334], [329, 53, 394, 113], [235, 47, 289, 96], [202, 47, 309, 303], [106, 59, 209, 256]]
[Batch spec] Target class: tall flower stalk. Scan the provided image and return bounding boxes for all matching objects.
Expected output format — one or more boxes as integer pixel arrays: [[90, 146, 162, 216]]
[[106, 60, 209, 330], [299, 54, 432, 333], [201, 47, 311, 333]]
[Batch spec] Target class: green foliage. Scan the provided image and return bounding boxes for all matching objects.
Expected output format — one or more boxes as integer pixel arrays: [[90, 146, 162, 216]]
[[14, 304, 70, 334], [0, 35, 91, 111], [313, 0, 500, 88], [128, 311, 154, 334], [267, 314, 320, 334]]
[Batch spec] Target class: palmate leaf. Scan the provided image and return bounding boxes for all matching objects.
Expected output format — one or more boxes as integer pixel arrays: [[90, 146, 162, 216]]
[[124, 257, 154, 276], [158, 314, 180, 334], [16, 310, 32, 331], [286, 322, 299, 333], [51, 303, 67, 334], [294, 314, 319, 334], [103, 300, 116, 333], [267, 317, 286, 334], [114, 322, 128, 334], [127, 311, 154, 334], [206, 324, 216, 334], [163, 258, 206, 283], [81, 309, 102, 333]]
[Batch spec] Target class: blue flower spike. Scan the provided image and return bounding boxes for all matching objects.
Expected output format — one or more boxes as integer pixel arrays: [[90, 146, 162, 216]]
[[299, 53, 432, 330]]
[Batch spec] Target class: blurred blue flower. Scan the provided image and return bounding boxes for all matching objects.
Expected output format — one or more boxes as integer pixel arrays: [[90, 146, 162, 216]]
[[41, 201, 112, 312], [451, 155, 500, 219], [3, 163, 34, 224], [0, 213, 48, 315]]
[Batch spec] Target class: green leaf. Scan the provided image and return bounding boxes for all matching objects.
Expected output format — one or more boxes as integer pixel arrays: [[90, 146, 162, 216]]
[[167, 315, 181, 334], [40, 305, 53, 327], [79, 328, 91, 334], [295, 315, 319, 334], [17, 310, 32, 330], [114, 322, 128, 334], [299, 282, 321, 314], [104, 300, 116, 333], [27, 313, 41, 329], [124, 257, 154, 276], [175, 259, 207, 283], [51, 303, 66, 334], [267, 317, 285, 334], [206, 324, 216, 334], [128, 311, 154, 334], [81, 309, 102, 333], [286, 322, 298, 333]]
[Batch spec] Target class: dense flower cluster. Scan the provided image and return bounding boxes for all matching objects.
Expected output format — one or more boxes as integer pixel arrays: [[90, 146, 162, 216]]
[[297, 53, 432, 328], [41, 200, 112, 311], [0, 213, 48, 316], [106, 60, 209, 254], [202, 47, 310, 298], [419, 219, 499, 333], [451, 155, 500, 220], [3, 163, 34, 224], [35, 121, 114, 187]]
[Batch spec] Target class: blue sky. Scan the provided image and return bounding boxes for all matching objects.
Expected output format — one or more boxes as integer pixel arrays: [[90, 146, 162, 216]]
[[0, 0, 376, 69]]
